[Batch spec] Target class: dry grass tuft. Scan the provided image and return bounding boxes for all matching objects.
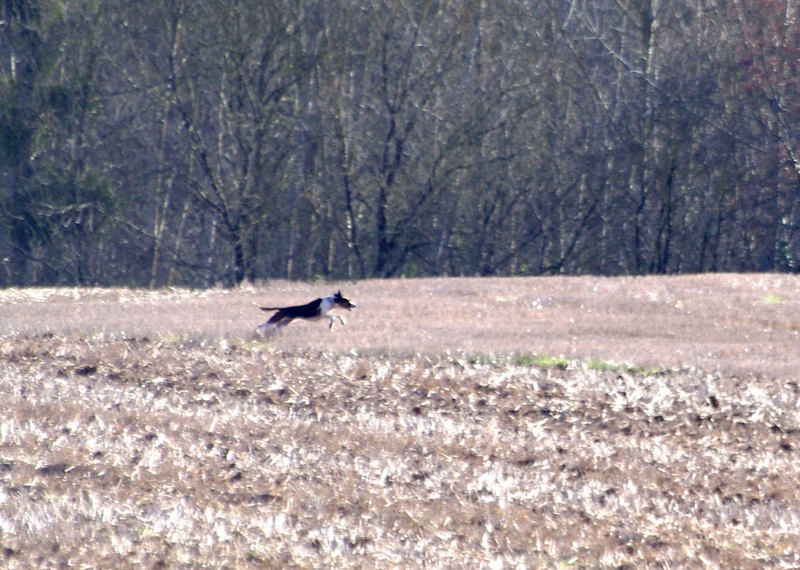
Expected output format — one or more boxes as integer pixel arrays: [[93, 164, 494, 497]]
[[1, 275, 800, 568]]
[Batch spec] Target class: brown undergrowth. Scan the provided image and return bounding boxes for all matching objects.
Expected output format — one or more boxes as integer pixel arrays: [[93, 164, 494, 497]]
[[1, 274, 799, 568]]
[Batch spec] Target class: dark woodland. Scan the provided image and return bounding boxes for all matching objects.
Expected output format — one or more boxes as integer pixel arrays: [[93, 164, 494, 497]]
[[2, 0, 799, 286]]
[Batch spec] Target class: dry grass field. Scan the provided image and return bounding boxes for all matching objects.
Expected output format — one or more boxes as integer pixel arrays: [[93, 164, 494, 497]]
[[1, 274, 800, 569]]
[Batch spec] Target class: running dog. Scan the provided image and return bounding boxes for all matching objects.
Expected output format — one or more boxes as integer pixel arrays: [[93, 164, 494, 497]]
[[256, 290, 356, 335]]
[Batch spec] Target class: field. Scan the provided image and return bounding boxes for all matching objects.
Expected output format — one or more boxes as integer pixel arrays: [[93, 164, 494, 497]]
[[1, 274, 800, 569]]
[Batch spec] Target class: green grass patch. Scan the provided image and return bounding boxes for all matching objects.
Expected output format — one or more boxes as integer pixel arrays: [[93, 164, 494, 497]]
[[510, 354, 570, 369], [586, 358, 666, 376], [466, 353, 571, 369]]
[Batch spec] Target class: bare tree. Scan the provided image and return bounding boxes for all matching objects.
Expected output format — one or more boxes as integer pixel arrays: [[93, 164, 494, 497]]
[[150, 0, 323, 284]]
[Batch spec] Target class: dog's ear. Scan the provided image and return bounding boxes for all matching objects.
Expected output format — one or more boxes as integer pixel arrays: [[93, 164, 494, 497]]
[[335, 290, 342, 297]]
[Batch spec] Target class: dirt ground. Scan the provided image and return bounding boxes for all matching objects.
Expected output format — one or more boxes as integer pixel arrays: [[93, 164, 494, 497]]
[[1, 274, 799, 568]]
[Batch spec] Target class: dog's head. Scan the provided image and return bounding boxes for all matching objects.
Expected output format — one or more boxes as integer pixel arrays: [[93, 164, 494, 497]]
[[333, 290, 356, 310]]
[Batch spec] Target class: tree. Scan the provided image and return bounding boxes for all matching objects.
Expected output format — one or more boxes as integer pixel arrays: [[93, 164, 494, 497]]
[[0, 0, 115, 285], [729, 0, 800, 271], [141, 0, 325, 285]]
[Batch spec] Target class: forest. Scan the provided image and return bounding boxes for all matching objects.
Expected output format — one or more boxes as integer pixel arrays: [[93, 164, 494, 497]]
[[1, 0, 799, 287]]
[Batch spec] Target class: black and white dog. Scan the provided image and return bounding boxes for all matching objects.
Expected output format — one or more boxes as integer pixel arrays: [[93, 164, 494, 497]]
[[256, 290, 356, 335]]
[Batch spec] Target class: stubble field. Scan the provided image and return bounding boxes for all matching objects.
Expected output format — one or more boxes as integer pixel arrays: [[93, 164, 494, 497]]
[[1, 274, 800, 568]]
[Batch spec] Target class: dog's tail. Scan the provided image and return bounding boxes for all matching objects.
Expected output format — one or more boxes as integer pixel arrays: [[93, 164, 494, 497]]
[[253, 302, 280, 311]]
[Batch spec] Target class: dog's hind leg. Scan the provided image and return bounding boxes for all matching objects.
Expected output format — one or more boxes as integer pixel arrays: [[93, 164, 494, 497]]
[[256, 321, 280, 337]]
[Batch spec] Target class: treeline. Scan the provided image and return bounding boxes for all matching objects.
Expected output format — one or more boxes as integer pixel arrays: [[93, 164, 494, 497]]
[[1, 0, 799, 287]]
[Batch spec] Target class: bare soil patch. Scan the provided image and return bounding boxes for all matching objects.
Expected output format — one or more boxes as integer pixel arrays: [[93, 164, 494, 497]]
[[1, 275, 799, 568]]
